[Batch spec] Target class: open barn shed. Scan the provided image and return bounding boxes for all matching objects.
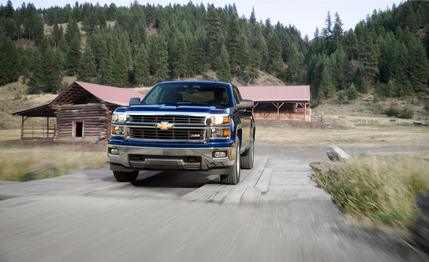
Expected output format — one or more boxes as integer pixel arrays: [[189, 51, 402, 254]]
[[238, 85, 311, 121], [13, 81, 144, 141]]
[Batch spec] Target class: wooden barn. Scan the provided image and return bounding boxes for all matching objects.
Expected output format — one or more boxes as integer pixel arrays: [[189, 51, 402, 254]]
[[238, 85, 311, 121], [13, 81, 144, 141]]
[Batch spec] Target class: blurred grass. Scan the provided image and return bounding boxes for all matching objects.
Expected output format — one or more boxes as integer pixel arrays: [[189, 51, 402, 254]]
[[257, 125, 429, 147], [313, 153, 429, 229], [0, 146, 107, 181]]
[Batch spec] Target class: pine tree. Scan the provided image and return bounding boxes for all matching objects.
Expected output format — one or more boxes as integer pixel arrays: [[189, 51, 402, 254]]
[[189, 33, 206, 75], [78, 45, 97, 82], [149, 34, 169, 82], [247, 48, 260, 82], [134, 46, 150, 86], [319, 60, 336, 98], [206, 6, 222, 69], [227, 15, 247, 73], [266, 33, 283, 75], [217, 45, 232, 82], [29, 42, 62, 93], [424, 26, 429, 57], [66, 32, 81, 75], [407, 37, 429, 94], [357, 29, 378, 84], [108, 31, 130, 87], [332, 12, 343, 51], [0, 33, 18, 85]]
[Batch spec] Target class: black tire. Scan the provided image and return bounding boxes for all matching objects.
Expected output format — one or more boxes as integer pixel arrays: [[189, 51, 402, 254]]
[[240, 139, 254, 169], [220, 142, 240, 185], [113, 171, 139, 182]]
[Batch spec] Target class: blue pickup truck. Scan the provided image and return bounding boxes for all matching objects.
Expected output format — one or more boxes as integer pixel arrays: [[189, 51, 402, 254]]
[[108, 81, 255, 185]]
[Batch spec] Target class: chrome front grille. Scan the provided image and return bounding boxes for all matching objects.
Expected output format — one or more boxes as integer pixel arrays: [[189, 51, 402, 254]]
[[128, 127, 205, 141], [127, 114, 207, 141], [129, 115, 205, 124]]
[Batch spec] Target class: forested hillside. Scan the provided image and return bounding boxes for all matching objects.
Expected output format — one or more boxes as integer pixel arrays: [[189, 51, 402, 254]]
[[0, 1, 428, 101]]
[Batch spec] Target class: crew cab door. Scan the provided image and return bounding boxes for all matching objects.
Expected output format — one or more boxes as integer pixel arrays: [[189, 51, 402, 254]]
[[233, 85, 252, 152]]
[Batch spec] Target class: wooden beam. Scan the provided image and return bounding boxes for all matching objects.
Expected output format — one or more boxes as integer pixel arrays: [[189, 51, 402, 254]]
[[304, 103, 307, 121], [21, 116, 24, 140], [46, 117, 49, 138]]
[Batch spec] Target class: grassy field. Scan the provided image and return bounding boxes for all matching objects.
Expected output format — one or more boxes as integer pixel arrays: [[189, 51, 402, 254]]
[[256, 125, 429, 147], [312, 153, 429, 231], [0, 130, 106, 182]]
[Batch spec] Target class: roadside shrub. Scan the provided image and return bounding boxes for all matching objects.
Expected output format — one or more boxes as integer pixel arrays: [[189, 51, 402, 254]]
[[310, 99, 320, 108], [336, 92, 349, 104], [384, 106, 413, 119], [313, 155, 429, 228], [372, 94, 379, 103], [345, 83, 357, 100]]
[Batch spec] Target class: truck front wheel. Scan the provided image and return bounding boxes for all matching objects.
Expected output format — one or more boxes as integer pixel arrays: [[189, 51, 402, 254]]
[[113, 171, 139, 182], [240, 139, 254, 169], [220, 143, 241, 185]]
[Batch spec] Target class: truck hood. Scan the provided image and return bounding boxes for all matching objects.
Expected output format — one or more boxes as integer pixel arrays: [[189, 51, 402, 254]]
[[121, 105, 230, 115]]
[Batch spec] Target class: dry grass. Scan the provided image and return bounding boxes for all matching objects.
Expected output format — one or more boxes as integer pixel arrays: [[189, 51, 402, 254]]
[[256, 125, 429, 147], [0, 144, 106, 181], [312, 96, 427, 120], [313, 153, 429, 229], [0, 129, 106, 181]]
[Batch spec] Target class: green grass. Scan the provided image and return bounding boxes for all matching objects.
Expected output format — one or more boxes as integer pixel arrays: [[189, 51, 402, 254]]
[[0, 145, 107, 181], [312, 153, 429, 229]]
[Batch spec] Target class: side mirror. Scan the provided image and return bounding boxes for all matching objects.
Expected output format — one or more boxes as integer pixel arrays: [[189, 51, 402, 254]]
[[237, 99, 255, 109], [129, 97, 141, 106]]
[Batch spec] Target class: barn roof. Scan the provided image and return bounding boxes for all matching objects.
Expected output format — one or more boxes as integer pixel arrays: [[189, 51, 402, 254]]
[[13, 81, 146, 117], [51, 81, 145, 106], [13, 103, 56, 117], [238, 85, 310, 102]]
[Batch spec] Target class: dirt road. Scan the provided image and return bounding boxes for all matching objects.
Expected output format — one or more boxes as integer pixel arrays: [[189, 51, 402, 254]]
[[0, 144, 427, 262]]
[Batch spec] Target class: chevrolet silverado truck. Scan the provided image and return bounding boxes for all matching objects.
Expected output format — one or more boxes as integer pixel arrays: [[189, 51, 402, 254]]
[[107, 81, 255, 185]]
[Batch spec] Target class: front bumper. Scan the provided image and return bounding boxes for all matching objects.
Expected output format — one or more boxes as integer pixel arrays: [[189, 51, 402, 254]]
[[108, 144, 237, 172]]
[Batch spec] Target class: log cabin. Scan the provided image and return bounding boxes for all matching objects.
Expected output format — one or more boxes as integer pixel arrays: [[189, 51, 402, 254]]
[[13, 81, 144, 141]]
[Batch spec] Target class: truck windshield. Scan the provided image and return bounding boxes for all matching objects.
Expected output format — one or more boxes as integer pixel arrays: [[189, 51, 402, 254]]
[[142, 83, 230, 107]]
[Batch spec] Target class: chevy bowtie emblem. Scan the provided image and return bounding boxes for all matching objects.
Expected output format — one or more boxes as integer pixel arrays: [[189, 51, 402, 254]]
[[155, 121, 174, 130]]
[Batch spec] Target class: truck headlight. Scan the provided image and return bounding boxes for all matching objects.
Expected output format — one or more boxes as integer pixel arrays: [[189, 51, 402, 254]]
[[112, 112, 127, 124], [210, 115, 230, 125], [111, 125, 125, 136]]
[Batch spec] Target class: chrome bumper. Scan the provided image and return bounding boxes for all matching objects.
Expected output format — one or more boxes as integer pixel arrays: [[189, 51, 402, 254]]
[[108, 144, 236, 171]]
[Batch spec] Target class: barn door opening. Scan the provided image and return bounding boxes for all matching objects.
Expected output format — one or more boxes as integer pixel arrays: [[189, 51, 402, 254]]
[[73, 121, 84, 138]]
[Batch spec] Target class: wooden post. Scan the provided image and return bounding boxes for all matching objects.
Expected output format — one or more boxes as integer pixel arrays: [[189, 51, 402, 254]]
[[272, 102, 285, 120], [304, 102, 307, 121], [20, 116, 24, 140], [46, 117, 49, 138]]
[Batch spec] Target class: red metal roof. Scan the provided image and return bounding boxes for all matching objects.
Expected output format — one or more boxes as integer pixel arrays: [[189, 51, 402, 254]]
[[238, 85, 310, 102], [74, 81, 145, 106]]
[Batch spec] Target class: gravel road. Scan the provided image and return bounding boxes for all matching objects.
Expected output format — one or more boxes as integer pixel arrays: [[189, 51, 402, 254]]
[[0, 144, 427, 262]]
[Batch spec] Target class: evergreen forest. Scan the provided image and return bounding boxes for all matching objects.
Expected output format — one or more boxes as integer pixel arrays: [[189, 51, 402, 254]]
[[0, 1, 428, 101]]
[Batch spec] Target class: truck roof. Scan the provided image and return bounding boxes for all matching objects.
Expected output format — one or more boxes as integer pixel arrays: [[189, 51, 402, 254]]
[[157, 80, 231, 87]]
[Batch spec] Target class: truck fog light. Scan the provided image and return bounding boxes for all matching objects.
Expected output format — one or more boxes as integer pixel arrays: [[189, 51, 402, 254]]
[[109, 148, 119, 155], [213, 151, 227, 158]]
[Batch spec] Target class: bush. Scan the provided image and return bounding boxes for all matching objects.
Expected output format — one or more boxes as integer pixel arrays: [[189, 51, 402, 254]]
[[336, 92, 349, 104], [384, 106, 413, 119], [372, 94, 379, 103], [310, 99, 320, 108], [346, 83, 357, 100], [313, 155, 429, 228]]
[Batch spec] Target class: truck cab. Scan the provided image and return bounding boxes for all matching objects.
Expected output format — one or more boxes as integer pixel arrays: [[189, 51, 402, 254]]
[[108, 81, 255, 185]]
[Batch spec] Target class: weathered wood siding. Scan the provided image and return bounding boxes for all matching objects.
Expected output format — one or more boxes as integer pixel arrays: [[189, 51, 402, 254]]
[[55, 103, 110, 140]]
